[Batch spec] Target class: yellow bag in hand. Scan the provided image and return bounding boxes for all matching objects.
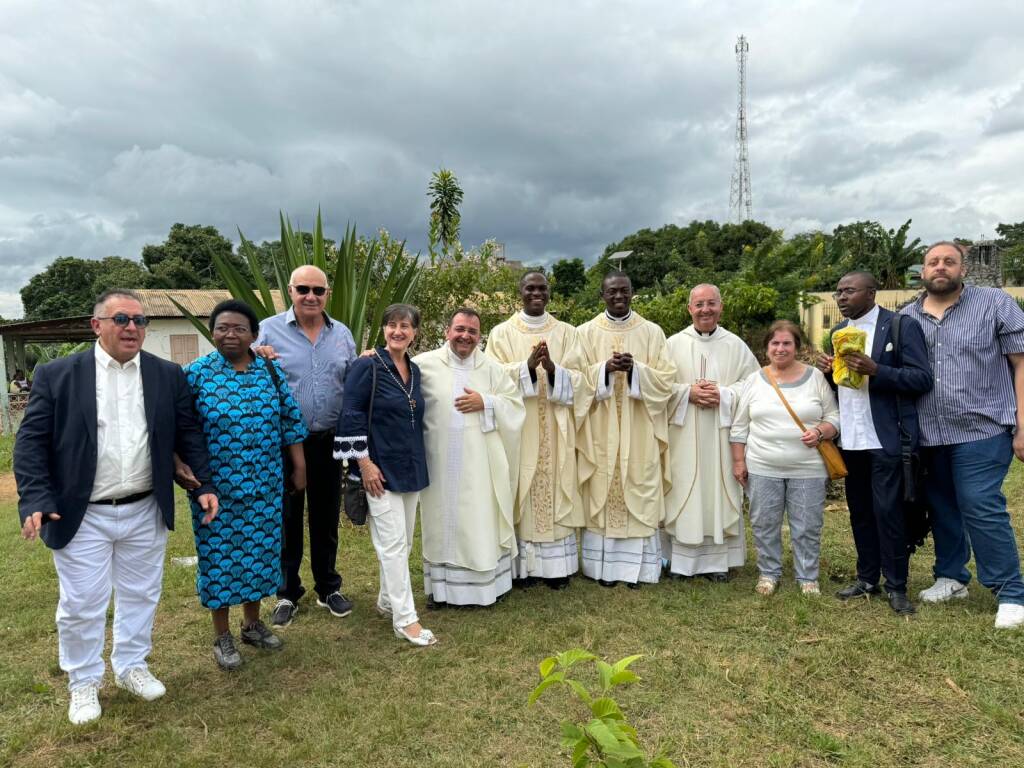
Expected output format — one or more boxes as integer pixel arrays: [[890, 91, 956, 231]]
[[832, 326, 868, 389]]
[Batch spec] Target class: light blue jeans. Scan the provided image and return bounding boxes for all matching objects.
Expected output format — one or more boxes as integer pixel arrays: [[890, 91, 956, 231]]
[[747, 473, 828, 583]]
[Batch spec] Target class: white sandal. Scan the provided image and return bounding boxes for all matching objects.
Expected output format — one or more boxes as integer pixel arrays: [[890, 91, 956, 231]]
[[394, 625, 437, 647], [755, 576, 778, 596]]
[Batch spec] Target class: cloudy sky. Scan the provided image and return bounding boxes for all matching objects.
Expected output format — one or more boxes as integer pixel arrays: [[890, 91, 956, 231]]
[[1, 1, 1022, 317]]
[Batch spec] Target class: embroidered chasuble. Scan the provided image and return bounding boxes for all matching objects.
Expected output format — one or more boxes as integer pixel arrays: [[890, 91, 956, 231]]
[[576, 311, 677, 539], [663, 326, 759, 569], [486, 313, 593, 573], [414, 343, 525, 585]]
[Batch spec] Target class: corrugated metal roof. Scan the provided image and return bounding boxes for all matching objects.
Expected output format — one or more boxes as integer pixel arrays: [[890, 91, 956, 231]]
[[135, 289, 286, 318]]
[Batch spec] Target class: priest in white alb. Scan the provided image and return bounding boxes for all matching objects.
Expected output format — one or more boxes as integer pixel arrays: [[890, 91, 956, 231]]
[[664, 284, 759, 581], [414, 308, 525, 606], [577, 271, 677, 587], [485, 271, 592, 589]]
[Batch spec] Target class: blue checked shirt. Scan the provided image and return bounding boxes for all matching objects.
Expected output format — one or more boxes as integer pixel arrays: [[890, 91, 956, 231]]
[[255, 308, 356, 433], [901, 285, 1024, 447]]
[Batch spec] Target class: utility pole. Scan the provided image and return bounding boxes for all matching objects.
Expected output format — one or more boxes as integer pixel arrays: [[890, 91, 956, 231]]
[[729, 35, 753, 224]]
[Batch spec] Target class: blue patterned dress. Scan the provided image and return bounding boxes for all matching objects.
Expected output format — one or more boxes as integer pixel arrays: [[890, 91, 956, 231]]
[[186, 351, 308, 609]]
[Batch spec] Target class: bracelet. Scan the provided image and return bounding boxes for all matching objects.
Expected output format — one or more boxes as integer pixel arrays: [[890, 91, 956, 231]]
[[813, 427, 825, 443]]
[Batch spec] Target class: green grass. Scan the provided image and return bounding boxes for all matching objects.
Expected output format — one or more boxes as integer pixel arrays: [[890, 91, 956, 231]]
[[3, 469, 1024, 767]]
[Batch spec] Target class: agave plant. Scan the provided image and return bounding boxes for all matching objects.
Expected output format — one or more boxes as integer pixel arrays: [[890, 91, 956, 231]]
[[171, 210, 422, 351]]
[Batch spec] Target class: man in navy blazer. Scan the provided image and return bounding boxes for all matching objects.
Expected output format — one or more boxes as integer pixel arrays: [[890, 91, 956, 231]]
[[15, 289, 217, 725], [816, 271, 933, 615]]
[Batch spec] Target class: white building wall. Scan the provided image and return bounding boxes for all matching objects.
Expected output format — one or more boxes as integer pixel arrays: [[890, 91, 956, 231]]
[[142, 318, 214, 365]]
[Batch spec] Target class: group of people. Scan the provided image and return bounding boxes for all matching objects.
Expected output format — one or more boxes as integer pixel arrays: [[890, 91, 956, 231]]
[[15, 240, 1024, 727]]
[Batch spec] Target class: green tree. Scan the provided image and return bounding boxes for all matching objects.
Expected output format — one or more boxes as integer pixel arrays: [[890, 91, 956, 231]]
[[427, 168, 464, 261], [997, 221, 1024, 285], [551, 258, 586, 297], [831, 219, 923, 289], [90, 256, 152, 296], [20, 257, 103, 320], [142, 223, 240, 288]]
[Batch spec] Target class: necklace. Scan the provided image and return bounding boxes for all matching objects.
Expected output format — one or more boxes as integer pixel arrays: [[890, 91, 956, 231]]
[[374, 349, 416, 425]]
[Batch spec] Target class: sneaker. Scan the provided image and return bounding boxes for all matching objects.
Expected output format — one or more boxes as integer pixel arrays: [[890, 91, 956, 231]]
[[270, 599, 297, 628], [213, 631, 244, 670], [994, 603, 1024, 629], [316, 591, 354, 618], [115, 667, 166, 701], [918, 577, 969, 604], [240, 620, 284, 651], [68, 684, 102, 725]]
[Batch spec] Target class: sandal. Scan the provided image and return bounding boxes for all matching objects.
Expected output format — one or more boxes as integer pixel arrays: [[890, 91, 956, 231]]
[[755, 576, 778, 596], [394, 624, 438, 647], [800, 581, 821, 596]]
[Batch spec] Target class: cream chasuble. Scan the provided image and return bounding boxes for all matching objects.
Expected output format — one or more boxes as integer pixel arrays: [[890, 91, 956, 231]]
[[576, 311, 677, 539], [486, 313, 593, 578], [663, 325, 759, 574], [414, 343, 525, 604]]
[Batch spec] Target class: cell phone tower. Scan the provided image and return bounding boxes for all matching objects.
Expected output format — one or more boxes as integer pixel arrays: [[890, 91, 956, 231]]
[[729, 35, 752, 224]]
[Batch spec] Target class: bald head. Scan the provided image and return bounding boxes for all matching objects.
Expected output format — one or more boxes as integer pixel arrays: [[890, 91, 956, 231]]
[[289, 265, 328, 285], [688, 284, 721, 304], [688, 284, 723, 333], [288, 264, 330, 325]]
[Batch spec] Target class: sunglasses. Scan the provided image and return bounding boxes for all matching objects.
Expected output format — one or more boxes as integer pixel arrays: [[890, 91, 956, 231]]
[[96, 313, 150, 327], [292, 284, 327, 296]]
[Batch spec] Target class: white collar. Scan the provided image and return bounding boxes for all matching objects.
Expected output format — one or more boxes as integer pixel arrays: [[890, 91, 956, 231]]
[[95, 341, 140, 370], [444, 342, 476, 369], [604, 310, 633, 325], [518, 311, 549, 328], [848, 304, 880, 328]]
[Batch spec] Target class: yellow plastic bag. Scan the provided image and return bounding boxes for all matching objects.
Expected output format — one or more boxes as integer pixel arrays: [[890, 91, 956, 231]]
[[831, 326, 868, 389]]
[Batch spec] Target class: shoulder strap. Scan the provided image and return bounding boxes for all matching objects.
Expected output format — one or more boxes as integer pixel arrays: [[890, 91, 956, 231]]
[[368, 357, 378, 426], [762, 366, 808, 432], [262, 357, 285, 405], [890, 313, 902, 367]]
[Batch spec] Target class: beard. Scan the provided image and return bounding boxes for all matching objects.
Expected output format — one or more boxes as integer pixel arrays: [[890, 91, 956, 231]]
[[922, 274, 963, 295]]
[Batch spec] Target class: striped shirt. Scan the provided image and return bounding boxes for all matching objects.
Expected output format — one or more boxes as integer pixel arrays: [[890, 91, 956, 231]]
[[900, 285, 1024, 446], [255, 308, 356, 433]]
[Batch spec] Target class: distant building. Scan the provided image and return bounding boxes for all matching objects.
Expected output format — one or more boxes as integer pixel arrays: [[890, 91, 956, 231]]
[[965, 240, 1002, 287]]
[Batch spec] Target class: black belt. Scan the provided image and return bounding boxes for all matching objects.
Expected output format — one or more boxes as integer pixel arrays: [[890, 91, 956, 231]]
[[91, 490, 153, 506]]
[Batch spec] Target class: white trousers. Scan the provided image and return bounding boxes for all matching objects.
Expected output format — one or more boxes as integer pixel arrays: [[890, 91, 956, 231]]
[[52, 496, 166, 690], [367, 490, 420, 629]]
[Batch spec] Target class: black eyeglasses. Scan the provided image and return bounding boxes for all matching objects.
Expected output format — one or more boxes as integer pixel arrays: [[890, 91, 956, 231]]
[[832, 288, 866, 298], [292, 284, 327, 296], [96, 314, 149, 327]]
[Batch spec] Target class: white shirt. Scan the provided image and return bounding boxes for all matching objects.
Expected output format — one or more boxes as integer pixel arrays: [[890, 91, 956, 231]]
[[837, 304, 883, 451], [91, 343, 153, 501]]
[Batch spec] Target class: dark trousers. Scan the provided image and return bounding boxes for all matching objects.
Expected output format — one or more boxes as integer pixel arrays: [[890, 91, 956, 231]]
[[921, 431, 1024, 605], [842, 448, 909, 593], [278, 431, 342, 602]]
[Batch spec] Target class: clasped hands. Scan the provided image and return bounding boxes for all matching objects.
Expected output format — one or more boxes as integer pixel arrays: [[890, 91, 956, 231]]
[[606, 352, 634, 374], [171, 454, 221, 524], [527, 341, 556, 375], [688, 380, 720, 409]]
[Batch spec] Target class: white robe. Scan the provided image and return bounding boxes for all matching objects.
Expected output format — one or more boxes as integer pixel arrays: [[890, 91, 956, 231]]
[[414, 343, 526, 605], [663, 325, 759, 575], [485, 312, 592, 579]]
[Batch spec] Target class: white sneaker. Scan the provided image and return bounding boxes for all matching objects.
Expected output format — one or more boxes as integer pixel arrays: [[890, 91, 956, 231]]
[[68, 684, 102, 725], [918, 577, 969, 603], [995, 603, 1024, 629], [115, 667, 166, 701]]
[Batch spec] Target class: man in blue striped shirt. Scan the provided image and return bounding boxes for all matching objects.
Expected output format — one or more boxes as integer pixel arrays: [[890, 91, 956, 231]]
[[255, 265, 357, 628], [901, 241, 1024, 629]]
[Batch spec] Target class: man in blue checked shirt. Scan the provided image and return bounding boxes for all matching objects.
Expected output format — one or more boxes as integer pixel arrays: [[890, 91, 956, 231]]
[[255, 265, 357, 628], [902, 241, 1024, 629]]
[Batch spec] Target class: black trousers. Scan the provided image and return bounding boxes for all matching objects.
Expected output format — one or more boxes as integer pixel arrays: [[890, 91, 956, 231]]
[[842, 448, 909, 593], [277, 430, 342, 602]]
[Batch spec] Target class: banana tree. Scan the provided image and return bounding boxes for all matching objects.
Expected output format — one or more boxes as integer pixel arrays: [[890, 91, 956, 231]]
[[171, 210, 422, 351]]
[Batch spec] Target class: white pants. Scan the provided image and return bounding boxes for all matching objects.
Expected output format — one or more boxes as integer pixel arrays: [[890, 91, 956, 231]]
[[367, 491, 420, 629], [52, 496, 167, 691]]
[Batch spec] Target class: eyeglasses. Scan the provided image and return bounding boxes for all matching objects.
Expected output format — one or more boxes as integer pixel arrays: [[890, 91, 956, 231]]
[[292, 284, 327, 296], [213, 324, 252, 336], [96, 314, 149, 327], [832, 288, 866, 298]]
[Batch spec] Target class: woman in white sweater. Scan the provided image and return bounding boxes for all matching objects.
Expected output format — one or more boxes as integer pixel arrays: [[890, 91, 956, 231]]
[[730, 320, 840, 596]]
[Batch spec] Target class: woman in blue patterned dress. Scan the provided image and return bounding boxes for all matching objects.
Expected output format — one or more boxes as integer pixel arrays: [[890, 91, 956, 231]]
[[181, 300, 308, 670]]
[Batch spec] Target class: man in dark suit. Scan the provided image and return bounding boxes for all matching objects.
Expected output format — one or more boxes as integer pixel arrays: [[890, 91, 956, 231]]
[[15, 289, 217, 725], [816, 271, 933, 615]]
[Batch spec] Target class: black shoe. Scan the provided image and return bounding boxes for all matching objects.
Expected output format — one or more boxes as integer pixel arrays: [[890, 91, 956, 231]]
[[514, 576, 539, 589], [598, 579, 618, 588], [546, 577, 570, 590], [701, 572, 730, 583], [835, 580, 881, 600], [270, 599, 297, 628], [625, 582, 642, 591], [426, 597, 447, 610], [888, 591, 916, 616], [316, 591, 354, 618], [667, 572, 692, 582]]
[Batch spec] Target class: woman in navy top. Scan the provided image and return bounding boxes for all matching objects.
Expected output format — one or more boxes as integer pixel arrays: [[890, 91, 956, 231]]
[[335, 304, 434, 646]]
